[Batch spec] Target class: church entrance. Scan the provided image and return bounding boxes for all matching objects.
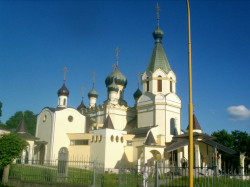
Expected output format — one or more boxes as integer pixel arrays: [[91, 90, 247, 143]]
[[39, 144, 45, 164]]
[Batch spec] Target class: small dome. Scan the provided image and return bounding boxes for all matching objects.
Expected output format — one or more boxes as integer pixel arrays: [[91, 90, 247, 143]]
[[88, 87, 98, 98], [107, 78, 119, 92], [77, 100, 86, 111], [105, 67, 127, 88], [57, 83, 69, 97], [153, 27, 164, 43], [133, 88, 142, 100]]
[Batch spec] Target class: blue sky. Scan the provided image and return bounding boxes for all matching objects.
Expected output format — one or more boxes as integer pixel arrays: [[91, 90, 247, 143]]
[[0, 0, 249, 134]]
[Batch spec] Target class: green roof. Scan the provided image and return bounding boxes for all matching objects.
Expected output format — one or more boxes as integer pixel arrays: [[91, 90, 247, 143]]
[[146, 27, 171, 74]]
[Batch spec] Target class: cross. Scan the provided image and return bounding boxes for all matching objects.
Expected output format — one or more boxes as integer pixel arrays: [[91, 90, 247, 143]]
[[112, 63, 117, 70], [81, 86, 85, 99], [136, 72, 141, 87], [63, 67, 68, 82], [156, 3, 160, 27], [92, 72, 96, 86], [115, 47, 120, 67]]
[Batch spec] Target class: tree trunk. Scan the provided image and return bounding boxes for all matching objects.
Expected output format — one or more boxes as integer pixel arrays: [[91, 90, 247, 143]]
[[2, 164, 10, 184]]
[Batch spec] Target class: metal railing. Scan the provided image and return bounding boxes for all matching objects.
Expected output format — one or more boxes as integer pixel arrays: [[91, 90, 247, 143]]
[[118, 162, 250, 187], [9, 158, 104, 186]]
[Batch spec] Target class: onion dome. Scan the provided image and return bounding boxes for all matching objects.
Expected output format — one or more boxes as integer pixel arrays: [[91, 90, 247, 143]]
[[133, 88, 142, 100], [105, 67, 127, 88], [57, 83, 69, 97], [153, 27, 164, 43], [107, 78, 119, 92], [88, 87, 98, 98]]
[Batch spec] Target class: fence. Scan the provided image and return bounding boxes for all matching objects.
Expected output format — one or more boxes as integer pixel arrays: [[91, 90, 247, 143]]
[[118, 162, 250, 187], [9, 158, 104, 187]]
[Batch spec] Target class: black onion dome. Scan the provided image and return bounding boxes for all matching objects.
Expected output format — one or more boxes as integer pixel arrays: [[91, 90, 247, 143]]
[[107, 78, 119, 92], [88, 87, 98, 98], [57, 83, 69, 97], [153, 27, 164, 43], [133, 88, 142, 100], [105, 67, 127, 88]]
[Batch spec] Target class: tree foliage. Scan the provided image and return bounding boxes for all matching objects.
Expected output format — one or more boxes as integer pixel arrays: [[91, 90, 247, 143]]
[[0, 133, 27, 167], [5, 110, 37, 135], [212, 129, 250, 171]]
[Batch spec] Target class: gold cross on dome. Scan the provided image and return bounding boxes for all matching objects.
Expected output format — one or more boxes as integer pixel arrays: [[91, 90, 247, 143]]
[[136, 72, 141, 84], [81, 86, 85, 98], [115, 47, 120, 67], [156, 3, 160, 27], [112, 63, 117, 70], [63, 67, 68, 82]]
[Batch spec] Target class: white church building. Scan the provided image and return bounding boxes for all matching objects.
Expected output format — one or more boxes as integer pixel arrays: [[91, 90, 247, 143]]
[[33, 6, 236, 170]]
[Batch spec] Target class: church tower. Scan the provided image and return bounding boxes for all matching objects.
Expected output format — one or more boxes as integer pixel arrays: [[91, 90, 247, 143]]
[[137, 4, 181, 143], [57, 67, 69, 108]]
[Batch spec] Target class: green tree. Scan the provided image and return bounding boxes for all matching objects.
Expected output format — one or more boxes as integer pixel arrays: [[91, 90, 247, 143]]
[[5, 110, 37, 135], [0, 133, 27, 184]]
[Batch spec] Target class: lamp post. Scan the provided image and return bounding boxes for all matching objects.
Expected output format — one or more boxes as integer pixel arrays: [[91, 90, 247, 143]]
[[186, 0, 194, 186]]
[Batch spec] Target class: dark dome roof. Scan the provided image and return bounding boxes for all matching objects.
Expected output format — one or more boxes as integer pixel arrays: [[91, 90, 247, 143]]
[[133, 88, 142, 100], [107, 78, 119, 92], [153, 27, 164, 43], [77, 100, 86, 111], [88, 87, 98, 98], [105, 67, 127, 88], [57, 83, 69, 97]]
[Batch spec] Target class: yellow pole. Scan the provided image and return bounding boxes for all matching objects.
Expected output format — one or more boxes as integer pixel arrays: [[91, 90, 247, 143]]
[[186, 0, 194, 186]]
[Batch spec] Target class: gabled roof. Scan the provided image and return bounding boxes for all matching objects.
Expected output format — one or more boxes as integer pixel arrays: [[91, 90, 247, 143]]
[[124, 116, 137, 131], [128, 126, 152, 138], [103, 115, 114, 129], [144, 131, 156, 145], [186, 114, 202, 130]]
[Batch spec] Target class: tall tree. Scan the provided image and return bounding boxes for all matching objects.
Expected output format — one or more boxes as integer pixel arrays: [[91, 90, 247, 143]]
[[5, 110, 37, 135], [0, 133, 27, 184]]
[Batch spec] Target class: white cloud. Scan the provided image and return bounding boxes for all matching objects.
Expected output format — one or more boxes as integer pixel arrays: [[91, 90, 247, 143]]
[[227, 105, 250, 121]]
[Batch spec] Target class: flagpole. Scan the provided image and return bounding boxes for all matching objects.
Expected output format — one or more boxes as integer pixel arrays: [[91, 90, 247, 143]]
[[186, 0, 194, 186]]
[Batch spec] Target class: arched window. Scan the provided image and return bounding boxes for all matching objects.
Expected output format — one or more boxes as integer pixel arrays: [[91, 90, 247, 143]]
[[157, 75, 162, 92], [170, 78, 173, 93], [146, 77, 149, 92], [170, 118, 175, 135], [63, 98, 66, 105]]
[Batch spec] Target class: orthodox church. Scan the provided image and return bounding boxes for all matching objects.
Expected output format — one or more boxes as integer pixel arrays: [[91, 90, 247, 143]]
[[33, 5, 236, 170]]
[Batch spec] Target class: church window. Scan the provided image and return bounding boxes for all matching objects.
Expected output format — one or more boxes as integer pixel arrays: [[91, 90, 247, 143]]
[[120, 136, 124, 143], [170, 118, 175, 135], [68, 115, 73, 122], [91, 136, 94, 142], [170, 78, 173, 93], [157, 76, 162, 92], [146, 77, 149, 92], [70, 140, 89, 145], [63, 98, 66, 105], [116, 136, 119, 142], [99, 135, 102, 142], [95, 135, 98, 142], [127, 141, 132, 146], [43, 115, 47, 122], [111, 135, 114, 142]]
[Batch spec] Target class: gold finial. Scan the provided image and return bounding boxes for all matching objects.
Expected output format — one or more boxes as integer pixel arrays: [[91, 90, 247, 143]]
[[136, 72, 141, 87], [63, 67, 68, 82], [81, 86, 85, 99], [112, 63, 117, 70], [115, 47, 120, 67], [92, 72, 96, 87], [156, 2, 160, 27]]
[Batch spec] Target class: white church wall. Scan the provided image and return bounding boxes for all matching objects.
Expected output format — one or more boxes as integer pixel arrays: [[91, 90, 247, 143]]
[[36, 109, 54, 160], [52, 108, 86, 159]]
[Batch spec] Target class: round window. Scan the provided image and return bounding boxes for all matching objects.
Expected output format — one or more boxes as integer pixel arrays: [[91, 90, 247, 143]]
[[99, 135, 102, 142], [116, 136, 119, 142], [68, 115, 73, 122], [121, 136, 124, 143], [43, 115, 47, 122], [111, 135, 114, 142]]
